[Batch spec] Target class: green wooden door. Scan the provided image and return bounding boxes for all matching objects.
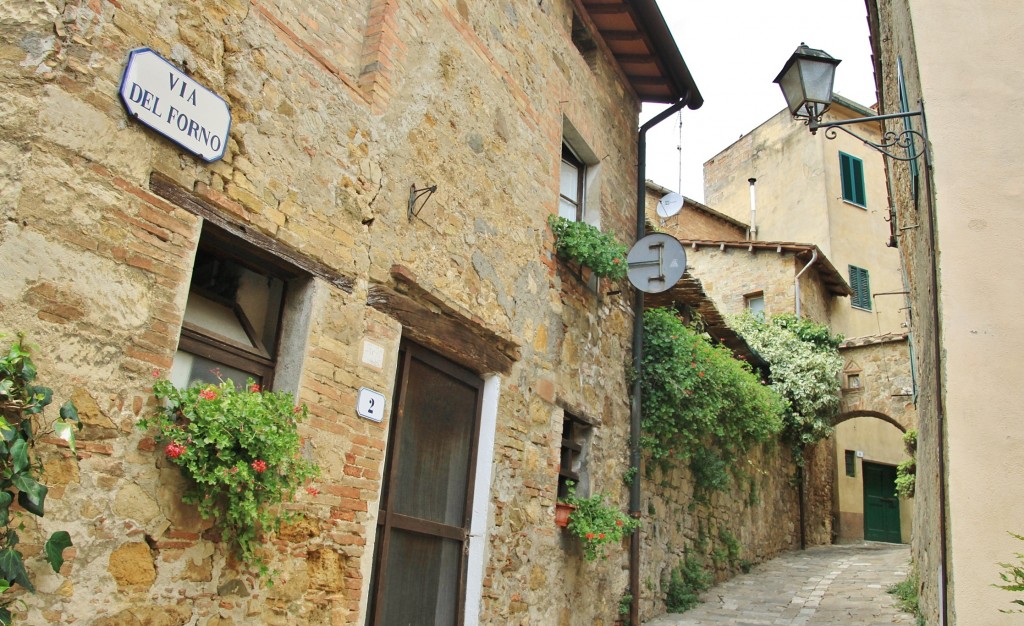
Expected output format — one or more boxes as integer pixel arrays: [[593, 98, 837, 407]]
[[863, 462, 902, 543]]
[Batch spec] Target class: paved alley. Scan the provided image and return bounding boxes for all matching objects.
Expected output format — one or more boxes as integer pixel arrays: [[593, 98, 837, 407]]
[[644, 542, 915, 626]]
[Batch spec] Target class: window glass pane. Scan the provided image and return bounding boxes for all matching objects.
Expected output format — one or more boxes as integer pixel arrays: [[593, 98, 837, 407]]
[[558, 198, 578, 221], [392, 356, 478, 526], [746, 295, 765, 319], [188, 250, 284, 352], [560, 159, 580, 202], [379, 530, 460, 626], [236, 267, 284, 351], [170, 350, 261, 389], [183, 293, 254, 347]]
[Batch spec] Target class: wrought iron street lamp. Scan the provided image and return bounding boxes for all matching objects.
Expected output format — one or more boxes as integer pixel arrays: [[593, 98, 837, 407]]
[[775, 43, 927, 163]]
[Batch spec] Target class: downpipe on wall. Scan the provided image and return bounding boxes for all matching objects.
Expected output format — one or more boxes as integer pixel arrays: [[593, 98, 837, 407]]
[[630, 94, 690, 626]]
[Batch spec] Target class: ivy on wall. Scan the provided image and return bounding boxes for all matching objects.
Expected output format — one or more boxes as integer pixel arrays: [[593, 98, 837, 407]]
[[639, 308, 785, 493], [0, 335, 78, 624]]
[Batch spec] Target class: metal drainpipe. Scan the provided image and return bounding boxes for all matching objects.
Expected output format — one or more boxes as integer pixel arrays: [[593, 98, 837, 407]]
[[793, 249, 818, 319], [630, 94, 690, 626]]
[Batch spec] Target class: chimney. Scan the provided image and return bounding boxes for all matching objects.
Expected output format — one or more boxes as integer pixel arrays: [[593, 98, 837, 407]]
[[748, 178, 758, 240]]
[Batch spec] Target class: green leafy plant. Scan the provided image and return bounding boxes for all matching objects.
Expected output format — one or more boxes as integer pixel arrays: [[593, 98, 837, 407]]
[[718, 527, 742, 570], [729, 312, 843, 460], [995, 532, 1024, 613], [665, 553, 712, 612], [0, 335, 78, 625], [889, 565, 924, 624], [640, 308, 785, 490], [895, 429, 917, 498], [561, 481, 639, 561], [548, 214, 629, 280], [140, 377, 319, 574], [617, 590, 633, 619]]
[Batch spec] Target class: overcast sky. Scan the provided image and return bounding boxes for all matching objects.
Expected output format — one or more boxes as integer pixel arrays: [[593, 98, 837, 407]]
[[641, 0, 878, 203]]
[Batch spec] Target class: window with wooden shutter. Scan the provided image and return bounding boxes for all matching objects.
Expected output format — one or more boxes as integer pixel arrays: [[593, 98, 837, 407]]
[[840, 152, 867, 207], [848, 265, 872, 310]]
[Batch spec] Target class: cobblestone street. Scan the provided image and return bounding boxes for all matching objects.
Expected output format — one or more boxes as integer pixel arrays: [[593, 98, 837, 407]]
[[645, 542, 915, 626]]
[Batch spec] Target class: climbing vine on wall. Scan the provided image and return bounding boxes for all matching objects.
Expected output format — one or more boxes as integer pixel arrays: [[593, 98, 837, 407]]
[[640, 308, 785, 493], [0, 335, 78, 625], [729, 312, 843, 460]]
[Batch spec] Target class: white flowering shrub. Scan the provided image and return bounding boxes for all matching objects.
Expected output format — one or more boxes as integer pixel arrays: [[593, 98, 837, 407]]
[[729, 313, 843, 458]]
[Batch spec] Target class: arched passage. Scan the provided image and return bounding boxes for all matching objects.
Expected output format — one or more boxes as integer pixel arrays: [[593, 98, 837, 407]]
[[832, 412, 913, 544]]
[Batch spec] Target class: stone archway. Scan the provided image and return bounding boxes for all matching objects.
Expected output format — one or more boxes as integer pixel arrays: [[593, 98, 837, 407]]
[[831, 411, 913, 544], [833, 410, 908, 433]]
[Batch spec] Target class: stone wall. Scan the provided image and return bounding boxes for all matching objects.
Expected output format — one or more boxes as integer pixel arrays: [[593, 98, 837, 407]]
[[680, 246, 833, 326], [866, 0, 943, 621], [0, 0, 651, 623], [838, 336, 917, 430], [639, 443, 802, 619], [644, 188, 746, 242]]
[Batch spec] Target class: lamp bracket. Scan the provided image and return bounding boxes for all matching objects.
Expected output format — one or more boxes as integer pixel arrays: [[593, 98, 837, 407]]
[[408, 184, 438, 220], [807, 110, 928, 163]]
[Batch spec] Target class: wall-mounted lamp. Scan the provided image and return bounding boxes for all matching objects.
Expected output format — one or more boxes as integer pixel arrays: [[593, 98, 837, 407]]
[[774, 43, 927, 163]]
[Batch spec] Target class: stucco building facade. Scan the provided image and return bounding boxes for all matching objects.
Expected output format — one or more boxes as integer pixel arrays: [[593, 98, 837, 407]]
[[865, 0, 1024, 623]]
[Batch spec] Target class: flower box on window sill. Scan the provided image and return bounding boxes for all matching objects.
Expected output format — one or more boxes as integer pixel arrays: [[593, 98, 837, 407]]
[[548, 215, 628, 283]]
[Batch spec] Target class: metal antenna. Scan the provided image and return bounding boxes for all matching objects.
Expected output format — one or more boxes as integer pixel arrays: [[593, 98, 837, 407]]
[[677, 110, 683, 192]]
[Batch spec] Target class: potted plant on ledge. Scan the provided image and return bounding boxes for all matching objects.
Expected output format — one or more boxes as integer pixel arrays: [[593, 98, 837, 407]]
[[560, 481, 639, 561], [140, 376, 319, 577], [548, 215, 629, 282]]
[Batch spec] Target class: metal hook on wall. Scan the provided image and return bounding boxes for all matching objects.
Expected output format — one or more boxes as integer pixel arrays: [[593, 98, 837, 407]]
[[408, 184, 437, 220]]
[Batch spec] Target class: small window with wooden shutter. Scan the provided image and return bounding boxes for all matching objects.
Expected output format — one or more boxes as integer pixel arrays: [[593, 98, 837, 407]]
[[848, 265, 872, 311], [840, 152, 867, 207]]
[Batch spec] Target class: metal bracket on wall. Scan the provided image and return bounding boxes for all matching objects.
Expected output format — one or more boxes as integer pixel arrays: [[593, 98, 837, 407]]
[[408, 184, 438, 221]]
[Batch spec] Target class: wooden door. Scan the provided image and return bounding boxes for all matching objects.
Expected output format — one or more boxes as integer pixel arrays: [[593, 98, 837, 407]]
[[368, 343, 483, 626], [863, 461, 902, 543]]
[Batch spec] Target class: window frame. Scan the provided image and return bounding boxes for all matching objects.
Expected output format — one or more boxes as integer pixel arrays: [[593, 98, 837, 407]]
[[559, 143, 586, 222], [848, 264, 872, 311], [557, 412, 592, 500], [744, 291, 766, 319], [839, 151, 867, 207], [174, 223, 304, 388]]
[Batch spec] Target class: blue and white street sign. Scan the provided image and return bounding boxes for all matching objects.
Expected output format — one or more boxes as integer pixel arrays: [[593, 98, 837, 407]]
[[119, 48, 231, 162]]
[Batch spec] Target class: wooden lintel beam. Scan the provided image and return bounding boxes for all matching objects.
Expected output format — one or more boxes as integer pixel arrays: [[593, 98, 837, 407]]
[[367, 266, 521, 375], [149, 172, 354, 293]]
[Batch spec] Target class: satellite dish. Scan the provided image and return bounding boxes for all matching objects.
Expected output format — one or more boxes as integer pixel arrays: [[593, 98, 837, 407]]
[[656, 192, 684, 218], [627, 233, 687, 294]]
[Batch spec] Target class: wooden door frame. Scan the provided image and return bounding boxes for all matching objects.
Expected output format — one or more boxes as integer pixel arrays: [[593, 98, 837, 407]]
[[862, 460, 901, 543], [368, 341, 484, 626]]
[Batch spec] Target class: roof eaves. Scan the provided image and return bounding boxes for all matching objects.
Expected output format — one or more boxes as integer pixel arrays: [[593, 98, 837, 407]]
[[678, 238, 853, 297]]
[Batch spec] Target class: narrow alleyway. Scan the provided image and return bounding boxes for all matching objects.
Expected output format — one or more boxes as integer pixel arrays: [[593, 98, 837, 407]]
[[644, 542, 914, 626]]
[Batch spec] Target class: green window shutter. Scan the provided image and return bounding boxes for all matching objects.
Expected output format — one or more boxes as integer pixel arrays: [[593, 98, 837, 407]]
[[840, 152, 866, 206], [848, 265, 872, 310]]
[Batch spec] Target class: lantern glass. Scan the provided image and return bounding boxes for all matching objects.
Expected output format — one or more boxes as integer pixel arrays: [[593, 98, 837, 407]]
[[775, 45, 841, 120]]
